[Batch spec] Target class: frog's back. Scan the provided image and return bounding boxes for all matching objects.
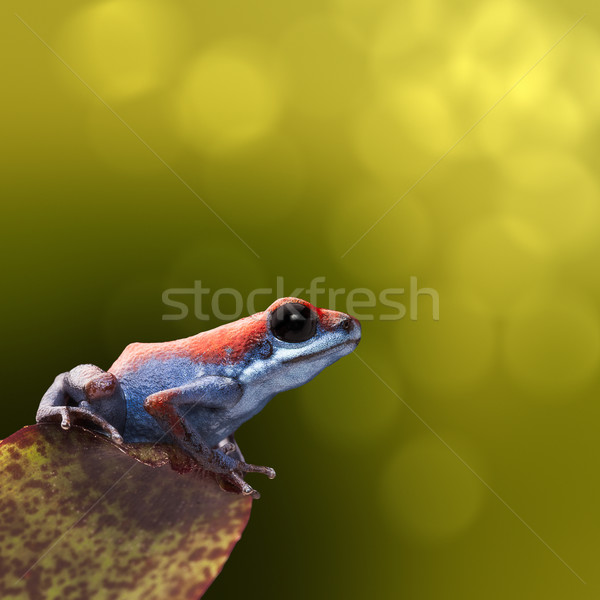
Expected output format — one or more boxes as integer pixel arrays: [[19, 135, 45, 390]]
[[109, 341, 206, 442], [107, 317, 268, 442], [110, 316, 266, 375]]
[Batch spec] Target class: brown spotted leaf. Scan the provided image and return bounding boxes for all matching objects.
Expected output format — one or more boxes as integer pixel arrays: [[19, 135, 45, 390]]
[[0, 424, 252, 600]]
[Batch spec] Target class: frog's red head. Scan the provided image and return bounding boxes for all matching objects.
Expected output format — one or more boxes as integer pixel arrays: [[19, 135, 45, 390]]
[[266, 297, 360, 341], [259, 297, 361, 388], [181, 297, 360, 366]]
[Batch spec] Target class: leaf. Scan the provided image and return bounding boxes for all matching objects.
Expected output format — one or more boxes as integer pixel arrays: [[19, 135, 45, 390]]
[[0, 424, 252, 600]]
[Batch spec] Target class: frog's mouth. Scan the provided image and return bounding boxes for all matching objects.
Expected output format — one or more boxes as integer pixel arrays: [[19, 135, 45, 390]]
[[280, 339, 359, 365]]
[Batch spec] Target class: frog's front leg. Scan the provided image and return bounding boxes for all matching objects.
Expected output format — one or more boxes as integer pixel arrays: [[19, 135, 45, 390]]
[[143, 377, 275, 498], [37, 364, 126, 442]]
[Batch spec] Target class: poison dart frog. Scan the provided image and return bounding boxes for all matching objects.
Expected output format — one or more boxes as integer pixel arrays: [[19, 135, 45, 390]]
[[37, 297, 361, 498]]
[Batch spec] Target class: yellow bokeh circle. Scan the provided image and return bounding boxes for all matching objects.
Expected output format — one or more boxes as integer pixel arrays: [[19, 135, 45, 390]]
[[59, 0, 188, 101], [279, 17, 369, 118], [381, 435, 484, 542], [382, 81, 458, 155], [476, 90, 584, 158], [459, 0, 553, 90], [371, 0, 449, 69], [502, 290, 600, 399], [561, 24, 600, 119], [500, 152, 600, 255], [174, 44, 282, 154], [441, 52, 503, 116]]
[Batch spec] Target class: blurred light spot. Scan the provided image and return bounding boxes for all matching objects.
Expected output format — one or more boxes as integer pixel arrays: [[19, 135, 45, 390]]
[[398, 296, 495, 395], [561, 25, 600, 118], [476, 90, 584, 157], [59, 0, 188, 101], [333, 0, 390, 15], [500, 152, 600, 255], [300, 349, 402, 447], [447, 216, 546, 315], [442, 53, 504, 117], [380, 82, 458, 155], [331, 184, 432, 287], [503, 291, 600, 399], [381, 435, 484, 541], [331, 0, 392, 41], [459, 1, 553, 89], [351, 101, 436, 181], [279, 17, 369, 118], [372, 0, 448, 67], [175, 44, 281, 154]]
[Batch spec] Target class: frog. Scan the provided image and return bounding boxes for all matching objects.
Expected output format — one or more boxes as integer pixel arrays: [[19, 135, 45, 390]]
[[36, 297, 361, 498]]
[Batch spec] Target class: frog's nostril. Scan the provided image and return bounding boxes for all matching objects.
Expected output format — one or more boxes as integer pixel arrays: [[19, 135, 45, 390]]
[[340, 318, 352, 332]]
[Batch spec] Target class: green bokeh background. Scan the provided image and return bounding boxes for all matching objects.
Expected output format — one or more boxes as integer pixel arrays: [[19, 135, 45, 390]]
[[3, 0, 600, 598]]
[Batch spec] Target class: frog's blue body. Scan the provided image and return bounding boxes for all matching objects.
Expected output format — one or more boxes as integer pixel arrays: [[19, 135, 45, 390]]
[[37, 298, 361, 498], [118, 356, 277, 447]]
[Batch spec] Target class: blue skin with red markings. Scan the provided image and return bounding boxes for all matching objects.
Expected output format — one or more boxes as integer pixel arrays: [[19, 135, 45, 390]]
[[37, 298, 361, 498]]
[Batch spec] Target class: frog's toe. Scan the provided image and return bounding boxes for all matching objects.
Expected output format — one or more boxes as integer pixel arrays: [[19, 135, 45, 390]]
[[262, 466, 276, 479], [241, 483, 259, 499], [60, 407, 71, 430], [37, 405, 72, 430], [69, 407, 124, 443], [224, 471, 261, 499], [39, 405, 123, 444], [239, 462, 276, 479]]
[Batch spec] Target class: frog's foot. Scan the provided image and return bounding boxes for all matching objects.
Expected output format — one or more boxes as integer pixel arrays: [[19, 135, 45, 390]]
[[37, 405, 124, 444], [208, 447, 275, 499], [222, 471, 262, 500], [38, 366, 127, 438], [237, 461, 277, 480], [210, 448, 276, 480]]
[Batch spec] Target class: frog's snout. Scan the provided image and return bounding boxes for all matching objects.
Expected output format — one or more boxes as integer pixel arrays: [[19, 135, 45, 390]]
[[340, 314, 361, 345]]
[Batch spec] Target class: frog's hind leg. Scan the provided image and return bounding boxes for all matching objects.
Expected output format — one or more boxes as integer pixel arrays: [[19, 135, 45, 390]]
[[36, 365, 126, 443]]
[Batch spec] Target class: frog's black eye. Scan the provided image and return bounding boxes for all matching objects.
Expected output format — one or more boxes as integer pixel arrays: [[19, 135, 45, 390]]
[[270, 302, 318, 343]]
